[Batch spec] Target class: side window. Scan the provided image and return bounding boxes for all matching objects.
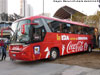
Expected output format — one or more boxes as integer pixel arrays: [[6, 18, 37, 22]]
[[88, 27, 94, 35], [32, 18, 43, 27], [45, 19, 66, 33], [45, 19, 54, 32], [52, 21, 63, 33], [31, 19, 46, 42], [83, 27, 89, 35], [69, 24, 74, 34], [76, 26, 82, 34], [33, 26, 46, 41], [82, 27, 94, 35], [62, 23, 71, 33]]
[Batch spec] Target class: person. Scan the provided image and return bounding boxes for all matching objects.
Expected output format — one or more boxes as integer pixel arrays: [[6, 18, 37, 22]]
[[0, 40, 6, 61], [92, 33, 97, 48], [0, 40, 2, 60]]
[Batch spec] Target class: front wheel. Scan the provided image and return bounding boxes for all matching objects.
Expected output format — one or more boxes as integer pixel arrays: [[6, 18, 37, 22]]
[[87, 45, 92, 53], [50, 48, 58, 60]]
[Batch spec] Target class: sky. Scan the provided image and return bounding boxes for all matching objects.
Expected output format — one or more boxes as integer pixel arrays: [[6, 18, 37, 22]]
[[8, 0, 100, 17]]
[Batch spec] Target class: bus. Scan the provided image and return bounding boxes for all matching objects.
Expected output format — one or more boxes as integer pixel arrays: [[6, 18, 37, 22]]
[[9, 16, 95, 61], [0, 21, 12, 39]]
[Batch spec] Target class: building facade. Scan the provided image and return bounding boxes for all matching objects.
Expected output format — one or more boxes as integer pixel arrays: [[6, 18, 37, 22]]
[[0, 0, 8, 14], [20, 0, 27, 17], [20, 0, 33, 17], [0, 0, 8, 21], [27, 4, 33, 17]]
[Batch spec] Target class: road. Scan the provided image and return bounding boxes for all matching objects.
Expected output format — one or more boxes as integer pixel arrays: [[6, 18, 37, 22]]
[[0, 57, 100, 75]]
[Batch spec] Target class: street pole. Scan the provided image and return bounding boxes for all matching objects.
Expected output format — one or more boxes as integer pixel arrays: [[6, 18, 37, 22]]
[[43, 0, 44, 15], [24, 0, 26, 17], [98, 17, 100, 48]]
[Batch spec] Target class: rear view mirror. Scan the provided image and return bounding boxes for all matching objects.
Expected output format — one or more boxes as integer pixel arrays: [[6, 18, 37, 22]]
[[21, 24, 30, 34], [21, 24, 25, 34], [21, 23, 39, 34]]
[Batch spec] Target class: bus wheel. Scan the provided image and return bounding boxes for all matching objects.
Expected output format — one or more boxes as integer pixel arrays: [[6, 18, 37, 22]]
[[50, 48, 58, 60], [87, 45, 92, 53]]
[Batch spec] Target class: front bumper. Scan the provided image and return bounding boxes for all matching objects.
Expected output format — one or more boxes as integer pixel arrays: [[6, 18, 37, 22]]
[[9, 51, 33, 61]]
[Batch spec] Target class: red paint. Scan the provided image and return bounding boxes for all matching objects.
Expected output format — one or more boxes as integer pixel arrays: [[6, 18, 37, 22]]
[[9, 16, 93, 61], [21, 24, 25, 34]]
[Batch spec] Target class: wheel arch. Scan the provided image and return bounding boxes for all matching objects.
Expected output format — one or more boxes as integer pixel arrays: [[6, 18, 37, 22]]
[[50, 47, 60, 57]]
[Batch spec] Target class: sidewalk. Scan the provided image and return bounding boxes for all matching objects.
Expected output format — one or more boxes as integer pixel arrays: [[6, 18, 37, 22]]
[[62, 66, 100, 75], [92, 48, 100, 52]]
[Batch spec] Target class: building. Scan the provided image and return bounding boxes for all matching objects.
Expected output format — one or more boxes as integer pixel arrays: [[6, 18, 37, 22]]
[[0, 0, 8, 22], [39, 13, 50, 17], [0, 21, 12, 38], [26, 4, 33, 17], [0, 0, 8, 14], [20, 0, 33, 17], [54, 6, 86, 21], [20, 0, 27, 17]]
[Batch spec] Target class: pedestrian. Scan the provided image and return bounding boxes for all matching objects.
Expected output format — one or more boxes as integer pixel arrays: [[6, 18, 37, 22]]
[[0, 40, 2, 60], [0, 40, 6, 61]]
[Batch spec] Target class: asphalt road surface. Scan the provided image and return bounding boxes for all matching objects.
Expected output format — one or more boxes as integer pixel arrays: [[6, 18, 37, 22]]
[[0, 57, 100, 75]]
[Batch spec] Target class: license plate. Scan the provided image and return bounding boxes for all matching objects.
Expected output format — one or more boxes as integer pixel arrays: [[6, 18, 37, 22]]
[[13, 54, 16, 57]]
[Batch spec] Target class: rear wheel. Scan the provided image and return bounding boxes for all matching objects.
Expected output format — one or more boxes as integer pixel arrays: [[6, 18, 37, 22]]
[[50, 48, 59, 60], [87, 45, 92, 53]]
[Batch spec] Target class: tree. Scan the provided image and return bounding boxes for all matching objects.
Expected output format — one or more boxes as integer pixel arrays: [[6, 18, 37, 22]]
[[0, 12, 8, 21], [0, 13, 23, 22], [72, 11, 100, 33], [8, 13, 23, 21], [72, 12, 86, 23], [85, 11, 100, 30]]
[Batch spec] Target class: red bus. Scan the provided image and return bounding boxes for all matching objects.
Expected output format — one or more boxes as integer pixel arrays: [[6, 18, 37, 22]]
[[9, 16, 95, 61]]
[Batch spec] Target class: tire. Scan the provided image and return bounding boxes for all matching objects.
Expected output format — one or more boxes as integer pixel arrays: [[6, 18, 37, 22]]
[[50, 48, 59, 60], [87, 45, 92, 53]]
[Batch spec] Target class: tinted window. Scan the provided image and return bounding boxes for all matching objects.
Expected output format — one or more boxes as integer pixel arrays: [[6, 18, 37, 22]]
[[45, 19, 64, 33], [45, 19, 94, 35], [31, 19, 46, 42], [32, 18, 43, 27]]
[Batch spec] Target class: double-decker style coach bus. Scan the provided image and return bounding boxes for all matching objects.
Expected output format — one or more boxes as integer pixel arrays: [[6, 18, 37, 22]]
[[9, 16, 95, 61]]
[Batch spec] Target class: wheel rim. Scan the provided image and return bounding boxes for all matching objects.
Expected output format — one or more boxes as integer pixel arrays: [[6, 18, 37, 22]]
[[51, 50, 57, 59]]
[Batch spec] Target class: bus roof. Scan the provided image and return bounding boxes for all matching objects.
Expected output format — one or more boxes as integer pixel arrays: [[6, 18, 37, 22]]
[[16, 16, 90, 27]]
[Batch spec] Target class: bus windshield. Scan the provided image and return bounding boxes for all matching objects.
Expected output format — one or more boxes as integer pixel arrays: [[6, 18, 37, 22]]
[[11, 20, 31, 43]]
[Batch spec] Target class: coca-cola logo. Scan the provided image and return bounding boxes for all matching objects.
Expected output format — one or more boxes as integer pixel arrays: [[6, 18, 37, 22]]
[[66, 41, 88, 53]]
